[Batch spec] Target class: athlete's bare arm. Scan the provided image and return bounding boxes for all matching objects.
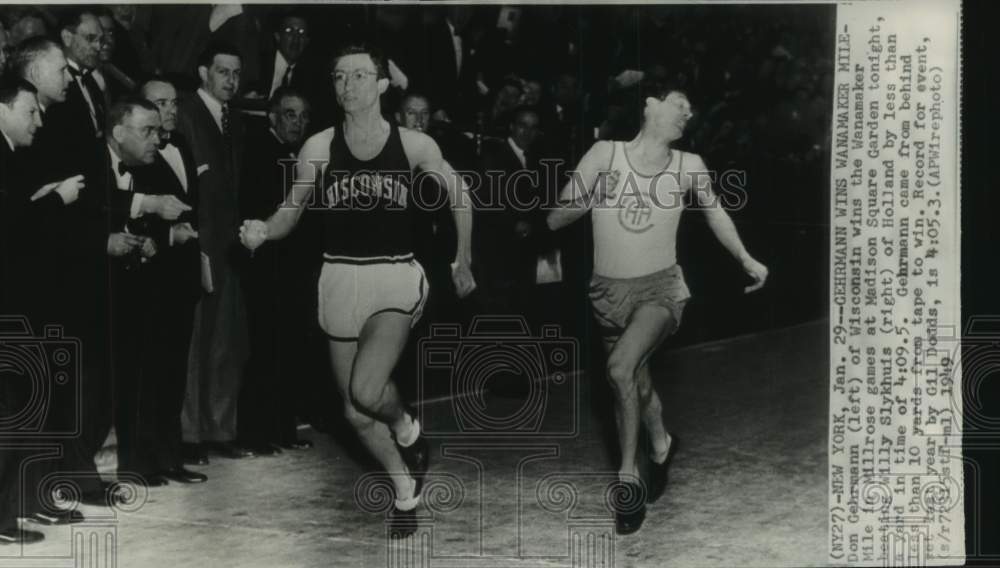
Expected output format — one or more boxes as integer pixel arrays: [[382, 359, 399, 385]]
[[400, 128, 476, 298], [684, 153, 769, 293], [547, 140, 617, 231], [239, 128, 332, 249]]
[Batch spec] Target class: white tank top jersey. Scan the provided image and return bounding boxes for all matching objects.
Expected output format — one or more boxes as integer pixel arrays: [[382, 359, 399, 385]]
[[591, 141, 689, 279]]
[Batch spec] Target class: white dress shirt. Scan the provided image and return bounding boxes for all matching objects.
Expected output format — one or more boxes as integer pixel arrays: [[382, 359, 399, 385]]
[[269, 51, 292, 97], [107, 144, 147, 221], [446, 18, 463, 76], [67, 58, 102, 134], [507, 137, 527, 168], [159, 142, 188, 193]]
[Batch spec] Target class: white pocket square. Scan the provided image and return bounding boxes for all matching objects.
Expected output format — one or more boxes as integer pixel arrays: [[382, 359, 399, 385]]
[[197, 164, 210, 175]]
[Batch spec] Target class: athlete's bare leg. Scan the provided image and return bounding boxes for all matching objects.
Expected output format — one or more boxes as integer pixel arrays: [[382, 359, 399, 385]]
[[602, 304, 675, 480], [636, 361, 671, 462], [328, 312, 417, 501]]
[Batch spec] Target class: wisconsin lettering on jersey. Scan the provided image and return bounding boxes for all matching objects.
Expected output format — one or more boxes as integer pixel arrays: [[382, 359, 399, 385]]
[[323, 170, 410, 210]]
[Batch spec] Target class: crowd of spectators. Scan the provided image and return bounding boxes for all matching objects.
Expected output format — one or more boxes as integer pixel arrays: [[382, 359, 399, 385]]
[[0, 3, 833, 544]]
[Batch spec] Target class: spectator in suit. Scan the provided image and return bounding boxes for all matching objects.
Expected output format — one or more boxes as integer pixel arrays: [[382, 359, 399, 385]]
[[103, 96, 196, 487], [57, 8, 106, 142], [10, 35, 115, 507], [95, 9, 137, 102], [176, 41, 254, 462], [0, 78, 84, 543], [129, 77, 207, 484], [395, 6, 477, 125], [237, 87, 316, 455], [260, 12, 310, 100], [473, 106, 546, 319]]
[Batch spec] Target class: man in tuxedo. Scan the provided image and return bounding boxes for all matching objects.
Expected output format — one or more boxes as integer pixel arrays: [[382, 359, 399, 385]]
[[103, 96, 200, 488], [133, 77, 206, 483], [237, 87, 316, 454], [176, 42, 254, 461], [50, 8, 107, 181]]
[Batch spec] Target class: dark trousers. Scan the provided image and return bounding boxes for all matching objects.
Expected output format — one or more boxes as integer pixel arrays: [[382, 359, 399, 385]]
[[238, 259, 317, 446], [114, 263, 198, 475]]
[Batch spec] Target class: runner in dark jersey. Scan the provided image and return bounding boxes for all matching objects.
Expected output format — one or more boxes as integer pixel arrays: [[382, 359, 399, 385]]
[[239, 43, 475, 539]]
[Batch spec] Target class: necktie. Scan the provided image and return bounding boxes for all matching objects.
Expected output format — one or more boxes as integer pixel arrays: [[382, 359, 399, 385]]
[[281, 64, 294, 88], [80, 70, 106, 134], [221, 103, 232, 147], [69, 66, 105, 136], [117, 161, 130, 176]]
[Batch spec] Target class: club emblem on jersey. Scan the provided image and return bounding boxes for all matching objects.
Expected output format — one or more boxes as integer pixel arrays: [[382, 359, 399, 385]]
[[618, 196, 654, 233]]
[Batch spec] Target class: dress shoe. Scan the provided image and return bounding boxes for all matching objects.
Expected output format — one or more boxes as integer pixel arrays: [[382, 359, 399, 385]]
[[280, 438, 313, 450], [610, 481, 647, 535], [182, 443, 209, 466], [0, 528, 45, 545], [207, 441, 256, 459], [27, 509, 85, 525], [247, 443, 282, 456], [647, 433, 679, 504], [160, 467, 207, 484]]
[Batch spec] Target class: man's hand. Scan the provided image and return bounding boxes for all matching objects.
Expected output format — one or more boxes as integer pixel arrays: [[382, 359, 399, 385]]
[[107, 232, 144, 257], [142, 195, 192, 220], [239, 219, 269, 251], [139, 237, 157, 259], [171, 222, 199, 245], [451, 260, 476, 299], [30, 175, 85, 205], [741, 255, 769, 293]]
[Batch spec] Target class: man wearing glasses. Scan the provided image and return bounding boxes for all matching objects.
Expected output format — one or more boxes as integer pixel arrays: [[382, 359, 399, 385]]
[[239, 43, 476, 538]]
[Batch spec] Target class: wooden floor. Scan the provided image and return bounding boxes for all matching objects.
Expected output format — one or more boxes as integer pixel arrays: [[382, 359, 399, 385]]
[[0, 320, 828, 568]]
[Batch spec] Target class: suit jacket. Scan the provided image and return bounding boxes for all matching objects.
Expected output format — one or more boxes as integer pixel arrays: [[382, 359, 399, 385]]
[[42, 75, 105, 183], [238, 125, 319, 295], [130, 133, 202, 302], [474, 139, 552, 289], [175, 90, 246, 283], [397, 16, 477, 123]]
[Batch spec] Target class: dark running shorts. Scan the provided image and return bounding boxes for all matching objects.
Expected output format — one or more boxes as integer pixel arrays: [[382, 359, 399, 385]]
[[588, 264, 691, 337]]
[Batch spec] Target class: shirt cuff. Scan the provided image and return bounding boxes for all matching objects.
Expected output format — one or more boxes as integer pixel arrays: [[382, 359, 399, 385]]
[[130, 193, 146, 219]]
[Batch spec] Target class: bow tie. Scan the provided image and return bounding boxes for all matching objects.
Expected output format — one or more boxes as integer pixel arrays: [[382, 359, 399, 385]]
[[117, 161, 131, 176], [158, 133, 171, 150], [68, 65, 91, 79]]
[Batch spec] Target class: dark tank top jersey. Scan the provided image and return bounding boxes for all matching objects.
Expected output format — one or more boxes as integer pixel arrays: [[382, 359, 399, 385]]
[[321, 123, 414, 258]]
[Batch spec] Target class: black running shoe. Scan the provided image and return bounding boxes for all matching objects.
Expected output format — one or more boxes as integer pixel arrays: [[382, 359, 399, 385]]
[[609, 480, 647, 535], [647, 433, 679, 504], [388, 505, 418, 539]]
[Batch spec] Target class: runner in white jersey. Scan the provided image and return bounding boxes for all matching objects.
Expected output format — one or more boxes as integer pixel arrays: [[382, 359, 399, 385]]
[[547, 80, 768, 535]]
